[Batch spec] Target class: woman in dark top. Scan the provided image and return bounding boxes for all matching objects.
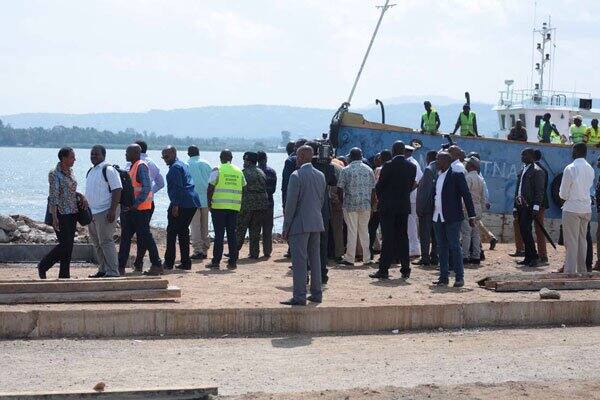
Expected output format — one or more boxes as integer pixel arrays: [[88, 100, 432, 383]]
[[38, 147, 87, 279]]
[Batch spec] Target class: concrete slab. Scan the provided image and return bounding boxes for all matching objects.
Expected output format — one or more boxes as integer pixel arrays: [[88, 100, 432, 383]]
[[0, 244, 96, 263], [0, 386, 218, 399], [1, 299, 598, 339], [0, 278, 168, 294]]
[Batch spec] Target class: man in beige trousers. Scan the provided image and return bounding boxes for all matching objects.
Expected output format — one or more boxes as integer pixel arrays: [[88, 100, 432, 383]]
[[559, 143, 595, 273], [187, 146, 213, 260]]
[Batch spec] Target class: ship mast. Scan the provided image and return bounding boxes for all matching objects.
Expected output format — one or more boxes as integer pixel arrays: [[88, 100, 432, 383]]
[[346, 0, 395, 105], [533, 18, 556, 98]]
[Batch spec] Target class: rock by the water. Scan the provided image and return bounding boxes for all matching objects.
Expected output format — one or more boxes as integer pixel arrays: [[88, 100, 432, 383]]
[[0, 230, 9, 243], [0, 215, 17, 232], [17, 224, 31, 233], [540, 287, 561, 300]]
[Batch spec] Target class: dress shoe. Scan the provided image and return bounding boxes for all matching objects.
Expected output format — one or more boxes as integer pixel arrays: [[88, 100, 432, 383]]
[[119, 266, 126, 276], [526, 260, 539, 268], [517, 259, 531, 265], [248, 255, 260, 260], [433, 279, 449, 286], [284, 252, 291, 258], [190, 252, 207, 260], [479, 250, 485, 261], [463, 258, 471, 264], [280, 298, 306, 306], [509, 251, 525, 257], [369, 270, 389, 280], [453, 279, 465, 287], [539, 256, 549, 266], [162, 263, 174, 270], [412, 259, 431, 266], [37, 263, 47, 280], [469, 258, 481, 265], [143, 265, 164, 276], [205, 262, 220, 270], [307, 295, 322, 303], [400, 269, 411, 279], [338, 260, 354, 266], [103, 274, 120, 278], [322, 275, 329, 285], [224, 253, 231, 258], [593, 261, 600, 271], [489, 237, 498, 250], [226, 262, 237, 270], [88, 271, 106, 278], [133, 264, 143, 272], [175, 264, 192, 271]]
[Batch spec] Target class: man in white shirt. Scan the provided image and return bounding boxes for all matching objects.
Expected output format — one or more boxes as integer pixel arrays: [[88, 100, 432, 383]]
[[86, 145, 123, 278], [405, 145, 422, 257], [559, 143, 595, 273]]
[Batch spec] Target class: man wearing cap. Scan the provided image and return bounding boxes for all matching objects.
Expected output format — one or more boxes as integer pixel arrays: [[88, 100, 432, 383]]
[[507, 119, 527, 142], [451, 104, 479, 137], [570, 116, 587, 144], [466, 151, 498, 251], [405, 145, 422, 258], [421, 101, 441, 135], [237, 152, 268, 259], [461, 157, 486, 264]]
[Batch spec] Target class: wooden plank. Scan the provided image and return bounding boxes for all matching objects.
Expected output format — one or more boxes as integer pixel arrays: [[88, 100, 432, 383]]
[[0, 279, 168, 294], [0, 386, 217, 399], [0, 286, 181, 304], [494, 279, 600, 292]]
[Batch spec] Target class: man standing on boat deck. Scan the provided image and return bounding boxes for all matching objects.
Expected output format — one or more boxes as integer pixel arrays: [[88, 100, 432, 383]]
[[405, 145, 422, 258], [508, 119, 527, 142], [585, 119, 600, 147], [569, 115, 587, 144], [514, 148, 545, 268], [421, 101, 441, 134], [538, 113, 562, 144], [559, 143, 595, 274], [451, 104, 479, 137]]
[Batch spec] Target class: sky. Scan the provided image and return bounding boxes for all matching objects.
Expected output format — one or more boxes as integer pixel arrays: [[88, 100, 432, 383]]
[[1, 0, 599, 114]]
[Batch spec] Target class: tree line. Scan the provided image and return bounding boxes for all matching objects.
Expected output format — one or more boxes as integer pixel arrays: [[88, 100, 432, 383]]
[[0, 120, 281, 151]]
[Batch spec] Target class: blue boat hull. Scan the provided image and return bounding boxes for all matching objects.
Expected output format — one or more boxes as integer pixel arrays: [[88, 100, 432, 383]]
[[336, 124, 600, 220]]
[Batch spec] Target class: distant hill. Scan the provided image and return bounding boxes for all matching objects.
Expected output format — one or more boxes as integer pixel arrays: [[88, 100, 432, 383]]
[[1, 101, 500, 139]]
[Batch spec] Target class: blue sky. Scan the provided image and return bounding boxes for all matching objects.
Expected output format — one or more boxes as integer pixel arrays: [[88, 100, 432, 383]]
[[1, 0, 599, 114]]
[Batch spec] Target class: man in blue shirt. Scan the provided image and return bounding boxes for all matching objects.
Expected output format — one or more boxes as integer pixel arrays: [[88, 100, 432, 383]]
[[161, 146, 202, 270], [257, 151, 277, 257], [187, 146, 213, 260]]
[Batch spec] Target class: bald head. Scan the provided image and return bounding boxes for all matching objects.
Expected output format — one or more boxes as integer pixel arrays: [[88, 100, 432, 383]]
[[126, 143, 141, 163], [161, 145, 177, 166], [296, 145, 314, 167]]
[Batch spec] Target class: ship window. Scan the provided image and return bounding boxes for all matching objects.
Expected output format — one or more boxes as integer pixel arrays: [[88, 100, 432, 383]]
[[510, 114, 516, 127], [500, 114, 506, 130], [519, 113, 526, 126]]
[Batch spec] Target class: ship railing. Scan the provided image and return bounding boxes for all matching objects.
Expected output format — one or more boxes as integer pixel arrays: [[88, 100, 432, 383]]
[[497, 89, 591, 108]]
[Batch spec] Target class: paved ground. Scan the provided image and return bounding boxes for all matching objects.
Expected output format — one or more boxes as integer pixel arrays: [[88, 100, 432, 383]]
[[1, 243, 599, 312], [0, 326, 599, 396]]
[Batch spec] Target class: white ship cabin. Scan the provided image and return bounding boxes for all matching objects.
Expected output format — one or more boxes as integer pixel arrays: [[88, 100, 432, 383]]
[[493, 86, 600, 142]]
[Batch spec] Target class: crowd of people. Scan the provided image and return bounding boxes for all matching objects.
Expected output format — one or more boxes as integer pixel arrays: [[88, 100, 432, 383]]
[[37, 137, 600, 307]]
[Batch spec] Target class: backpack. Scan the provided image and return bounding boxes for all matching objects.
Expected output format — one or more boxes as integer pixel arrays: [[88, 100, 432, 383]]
[[87, 164, 134, 208]]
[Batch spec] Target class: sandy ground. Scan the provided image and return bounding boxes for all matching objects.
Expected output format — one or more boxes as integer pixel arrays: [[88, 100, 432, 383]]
[[0, 326, 599, 397], [0, 242, 599, 312]]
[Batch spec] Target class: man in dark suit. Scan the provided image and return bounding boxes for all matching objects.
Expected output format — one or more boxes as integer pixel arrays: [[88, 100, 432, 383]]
[[432, 151, 476, 287], [414, 150, 438, 266], [514, 148, 545, 268], [281, 139, 307, 258], [369, 141, 416, 280]]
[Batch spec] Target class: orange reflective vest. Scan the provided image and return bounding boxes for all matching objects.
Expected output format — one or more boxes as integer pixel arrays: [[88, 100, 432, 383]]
[[129, 160, 153, 211]]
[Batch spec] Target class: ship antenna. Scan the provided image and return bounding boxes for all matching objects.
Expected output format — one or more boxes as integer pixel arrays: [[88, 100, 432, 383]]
[[346, 0, 395, 105], [533, 16, 555, 98]]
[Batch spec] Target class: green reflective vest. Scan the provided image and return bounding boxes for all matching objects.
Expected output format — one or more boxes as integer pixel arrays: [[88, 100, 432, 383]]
[[459, 112, 476, 136], [586, 127, 600, 146], [422, 110, 438, 134], [211, 163, 244, 211], [538, 120, 561, 143], [570, 123, 587, 144]]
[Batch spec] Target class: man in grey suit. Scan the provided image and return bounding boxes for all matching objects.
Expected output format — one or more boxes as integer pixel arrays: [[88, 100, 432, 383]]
[[281, 145, 326, 306], [413, 150, 438, 266]]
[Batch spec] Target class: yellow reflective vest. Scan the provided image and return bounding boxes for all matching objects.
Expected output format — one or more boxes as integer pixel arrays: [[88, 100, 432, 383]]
[[570, 123, 587, 144], [459, 112, 476, 136], [422, 110, 438, 134], [211, 163, 244, 211], [586, 126, 600, 146]]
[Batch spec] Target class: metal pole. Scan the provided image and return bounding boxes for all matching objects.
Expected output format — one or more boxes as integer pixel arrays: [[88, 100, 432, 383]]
[[347, 0, 393, 105]]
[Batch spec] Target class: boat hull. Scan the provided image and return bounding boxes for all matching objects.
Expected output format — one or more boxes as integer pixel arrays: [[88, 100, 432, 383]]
[[336, 124, 600, 220]]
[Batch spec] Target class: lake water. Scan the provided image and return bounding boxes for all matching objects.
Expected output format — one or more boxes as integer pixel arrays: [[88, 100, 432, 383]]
[[0, 147, 288, 230]]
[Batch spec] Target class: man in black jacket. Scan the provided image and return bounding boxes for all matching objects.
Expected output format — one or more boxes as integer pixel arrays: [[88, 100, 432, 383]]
[[533, 150, 549, 264], [369, 141, 416, 280], [514, 148, 545, 268], [414, 150, 438, 266]]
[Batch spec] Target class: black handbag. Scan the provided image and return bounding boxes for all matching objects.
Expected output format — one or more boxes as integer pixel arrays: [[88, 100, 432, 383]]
[[76, 201, 92, 226], [44, 197, 53, 226]]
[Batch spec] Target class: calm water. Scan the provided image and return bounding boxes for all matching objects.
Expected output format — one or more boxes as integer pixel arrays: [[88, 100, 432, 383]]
[[0, 147, 288, 230]]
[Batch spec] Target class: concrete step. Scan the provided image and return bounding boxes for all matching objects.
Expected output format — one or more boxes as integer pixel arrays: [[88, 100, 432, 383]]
[[0, 279, 169, 294]]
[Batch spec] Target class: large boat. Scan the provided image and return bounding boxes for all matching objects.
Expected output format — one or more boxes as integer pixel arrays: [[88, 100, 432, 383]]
[[328, 11, 600, 238]]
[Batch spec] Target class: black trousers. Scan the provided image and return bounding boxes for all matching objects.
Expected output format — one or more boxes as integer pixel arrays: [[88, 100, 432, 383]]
[[164, 206, 196, 268], [134, 202, 155, 267], [518, 206, 538, 262], [211, 209, 238, 264], [379, 210, 410, 274], [418, 214, 438, 263], [39, 213, 77, 278], [320, 217, 330, 281], [261, 206, 274, 257], [368, 211, 380, 254], [118, 209, 161, 268]]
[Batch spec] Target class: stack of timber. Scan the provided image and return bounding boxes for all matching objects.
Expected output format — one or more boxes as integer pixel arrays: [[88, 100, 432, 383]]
[[478, 272, 600, 292], [0, 277, 181, 304]]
